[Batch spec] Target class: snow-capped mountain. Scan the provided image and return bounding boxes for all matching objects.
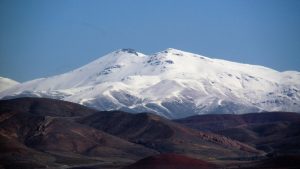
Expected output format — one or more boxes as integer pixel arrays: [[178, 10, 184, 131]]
[[1, 48, 299, 119], [0, 77, 19, 92]]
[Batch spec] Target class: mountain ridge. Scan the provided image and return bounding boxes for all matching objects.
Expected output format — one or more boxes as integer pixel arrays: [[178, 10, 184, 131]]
[[1, 48, 299, 119], [0, 77, 19, 92]]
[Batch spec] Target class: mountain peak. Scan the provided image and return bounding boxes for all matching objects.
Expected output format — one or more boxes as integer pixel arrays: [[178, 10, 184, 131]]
[[0, 77, 19, 92], [162, 48, 185, 54], [116, 48, 139, 56], [1, 49, 299, 119]]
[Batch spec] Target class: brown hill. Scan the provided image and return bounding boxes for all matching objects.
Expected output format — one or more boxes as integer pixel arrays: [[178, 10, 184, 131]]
[[79, 111, 262, 160], [122, 153, 218, 169], [0, 98, 157, 169], [175, 112, 300, 155], [0, 97, 97, 119]]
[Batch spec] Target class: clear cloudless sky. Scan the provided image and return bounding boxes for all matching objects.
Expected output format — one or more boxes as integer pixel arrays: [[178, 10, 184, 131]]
[[0, 0, 300, 82]]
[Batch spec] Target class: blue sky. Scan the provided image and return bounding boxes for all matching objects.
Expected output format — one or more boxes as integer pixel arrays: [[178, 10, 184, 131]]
[[1, 0, 300, 82]]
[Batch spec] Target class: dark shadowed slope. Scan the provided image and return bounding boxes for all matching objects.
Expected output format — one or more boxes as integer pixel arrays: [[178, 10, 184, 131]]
[[79, 111, 262, 160], [226, 155, 300, 169], [176, 112, 300, 155], [0, 98, 157, 169], [249, 155, 300, 169], [122, 153, 218, 169], [0, 97, 98, 118]]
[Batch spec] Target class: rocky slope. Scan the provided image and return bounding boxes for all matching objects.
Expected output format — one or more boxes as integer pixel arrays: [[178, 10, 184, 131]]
[[176, 112, 300, 155]]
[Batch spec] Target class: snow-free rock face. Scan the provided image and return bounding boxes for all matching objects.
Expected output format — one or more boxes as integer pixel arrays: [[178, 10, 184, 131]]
[[0, 48, 300, 118], [0, 77, 19, 92]]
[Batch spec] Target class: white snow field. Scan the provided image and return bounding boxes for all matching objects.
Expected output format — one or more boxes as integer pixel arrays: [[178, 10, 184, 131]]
[[1, 48, 299, 119]]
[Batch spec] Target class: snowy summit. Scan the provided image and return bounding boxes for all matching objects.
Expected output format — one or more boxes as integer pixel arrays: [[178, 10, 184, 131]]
[[0, 48, 299, 118], [0, 77, 19, 92]]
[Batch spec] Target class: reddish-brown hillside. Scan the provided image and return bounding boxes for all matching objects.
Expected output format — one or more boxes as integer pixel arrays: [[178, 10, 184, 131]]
[[79, 111, 262, 159], [123, 153, 218, 169], [0, 98, 157, 169], [176, 112, 300, 155]]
